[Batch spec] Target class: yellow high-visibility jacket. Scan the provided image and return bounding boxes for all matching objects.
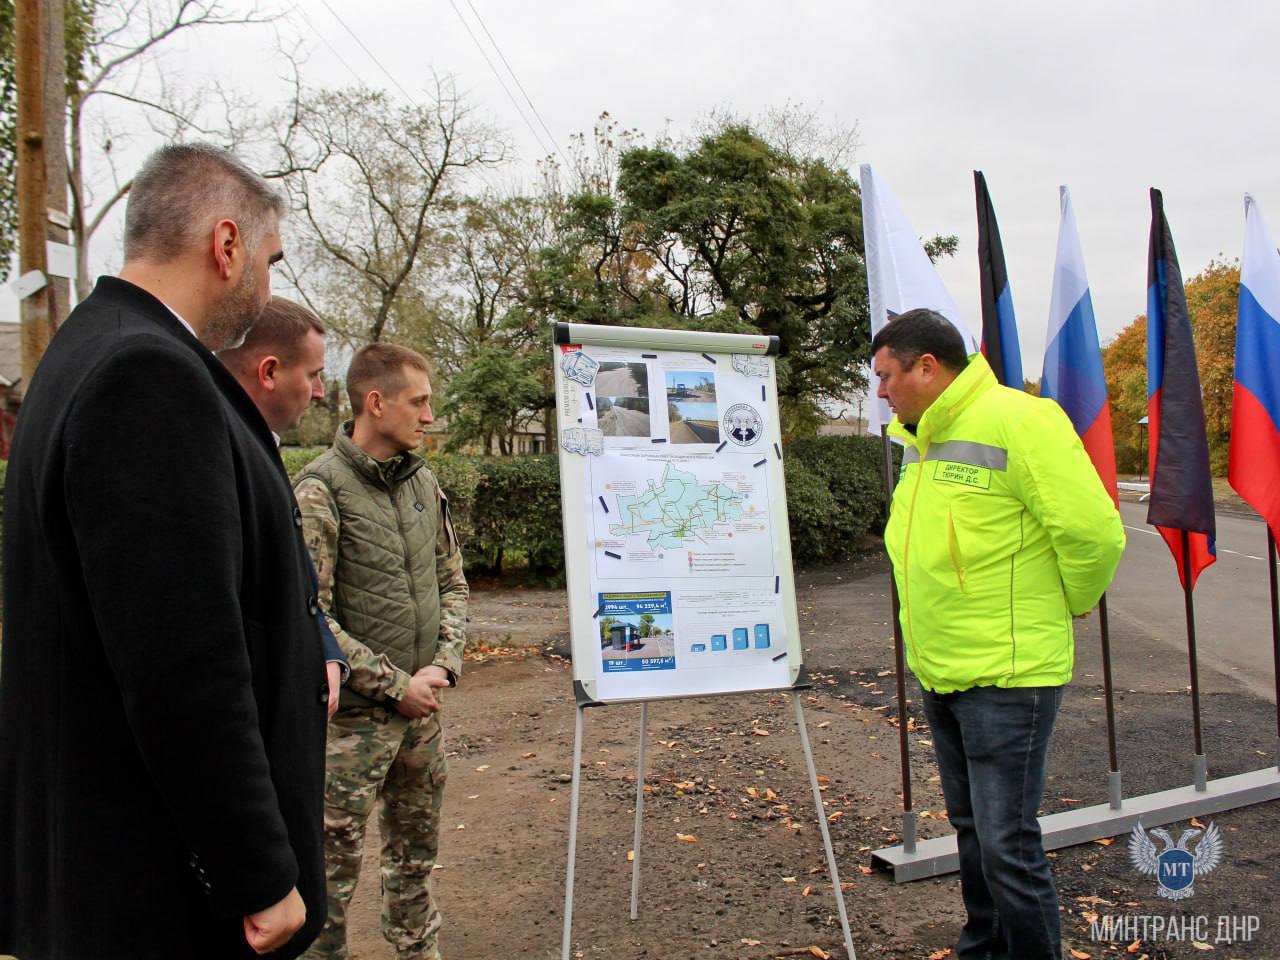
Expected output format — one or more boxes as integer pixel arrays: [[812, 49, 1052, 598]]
[[885, 354, 1125, 694]]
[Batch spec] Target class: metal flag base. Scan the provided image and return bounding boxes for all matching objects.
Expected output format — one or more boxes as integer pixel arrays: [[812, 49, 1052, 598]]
[[871, 766, 1280, 882]]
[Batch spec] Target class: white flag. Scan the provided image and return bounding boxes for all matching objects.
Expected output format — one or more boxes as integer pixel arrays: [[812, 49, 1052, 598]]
[[859, 163, 977, 433]]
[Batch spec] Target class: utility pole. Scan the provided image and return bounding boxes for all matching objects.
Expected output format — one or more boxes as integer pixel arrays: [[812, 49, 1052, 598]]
[[14, 0, 69, 394]]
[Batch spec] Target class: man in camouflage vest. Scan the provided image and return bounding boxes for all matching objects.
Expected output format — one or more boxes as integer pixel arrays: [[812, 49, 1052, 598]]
[[295, 343, 468, 960]]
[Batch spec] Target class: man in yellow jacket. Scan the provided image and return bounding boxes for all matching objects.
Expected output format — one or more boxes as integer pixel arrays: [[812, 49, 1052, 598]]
[[873, 309, 1125, 960]]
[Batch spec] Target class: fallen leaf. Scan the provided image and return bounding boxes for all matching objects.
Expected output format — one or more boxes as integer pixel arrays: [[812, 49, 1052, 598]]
[[765, 788, 778, 801], [1126, 940, 1142, 954], [753, 729, 771, 737], [626, 850, 634, 861], [740, 939, 762, 947], [675, 833, 698, 843], [455, 824, 465, 830], [1191, 816, 1206, 829], [816, 776, 831, 784], [859, 865, 873, 875], [817, 721, 831, 729], [521, 752, 536, 759], [746, 787, 760, 798], [807, 947, 831, 959], [674, 780, 696, 790], [466, 794, 479, 800], [802, 885, 813, 896], [782, 876, 797, 883], [1069, 950, 1091, 959], [1094, 837, 1114, 846], [474, 765, 491, 772], [1190, 942, 1213, 951], [828, 811, 845, 822], [926, 950, 952, 960], [1075, 895, 1115, 906]]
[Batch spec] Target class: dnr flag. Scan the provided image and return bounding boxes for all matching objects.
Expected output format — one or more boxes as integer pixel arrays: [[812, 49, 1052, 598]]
[[1042, 186, 1118, 506], [975, 171, 1023, 387], [1146, 188, 1216, 589], [1229, 194, 1280, 541]]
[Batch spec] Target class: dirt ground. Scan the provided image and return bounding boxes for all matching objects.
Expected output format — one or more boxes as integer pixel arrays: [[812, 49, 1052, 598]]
[[339, 556, 1280, 960]]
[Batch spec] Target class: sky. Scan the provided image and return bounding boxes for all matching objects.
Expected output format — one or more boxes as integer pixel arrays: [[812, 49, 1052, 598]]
[[8, 0, 1280, 395]]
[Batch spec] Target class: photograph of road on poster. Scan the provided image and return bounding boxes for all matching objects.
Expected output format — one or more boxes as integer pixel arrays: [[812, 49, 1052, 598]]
[[664, 371, 719, 443], [595, 362, 651, 436]]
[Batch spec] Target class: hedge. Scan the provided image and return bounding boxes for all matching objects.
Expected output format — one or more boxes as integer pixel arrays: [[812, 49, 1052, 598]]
[[0, 436, 891, 602], [281, 436, 893, 576]]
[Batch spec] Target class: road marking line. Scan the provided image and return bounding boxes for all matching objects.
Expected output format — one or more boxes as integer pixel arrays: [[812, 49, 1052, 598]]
[[1123, 525, 1265, 561]]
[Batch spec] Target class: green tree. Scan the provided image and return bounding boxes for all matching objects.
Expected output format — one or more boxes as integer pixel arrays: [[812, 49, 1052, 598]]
[[638, 613, 655, 638]]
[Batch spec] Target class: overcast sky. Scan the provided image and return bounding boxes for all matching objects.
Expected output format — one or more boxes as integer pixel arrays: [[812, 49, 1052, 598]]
[[9, 0, 1280, 387]]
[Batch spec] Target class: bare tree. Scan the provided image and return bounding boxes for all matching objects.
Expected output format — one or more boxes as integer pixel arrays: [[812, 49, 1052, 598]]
[[270, 77, 508, 345], [68, 0, 279, 297]]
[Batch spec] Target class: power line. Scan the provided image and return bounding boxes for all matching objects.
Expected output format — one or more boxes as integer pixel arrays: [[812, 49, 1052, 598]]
[[445, 0, 556, 161], [461, 0, 569, 169], [289, 2, 371, 89], [315, 0, 421, 106]]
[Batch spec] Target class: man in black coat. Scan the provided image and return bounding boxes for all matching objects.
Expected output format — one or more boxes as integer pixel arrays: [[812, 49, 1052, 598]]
[[0, 143, 329, 958]]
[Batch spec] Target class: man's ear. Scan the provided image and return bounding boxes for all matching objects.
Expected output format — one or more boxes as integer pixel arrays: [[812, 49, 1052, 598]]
[[212, 218, 240, 280], [917, 352, 940, 381], [256, 355, 280, 391], [365, 389, 384, 418]]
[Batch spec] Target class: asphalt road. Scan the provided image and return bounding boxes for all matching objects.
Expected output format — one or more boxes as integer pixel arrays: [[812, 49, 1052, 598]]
[[1109, 499, 1280, 703]]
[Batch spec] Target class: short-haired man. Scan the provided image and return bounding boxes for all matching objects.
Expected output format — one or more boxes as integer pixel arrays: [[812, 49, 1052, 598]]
[[220, 295, 348, 717], [0, 144, 328, 958], [294, 342, 468, 959], [873, 309, 1125, 960]]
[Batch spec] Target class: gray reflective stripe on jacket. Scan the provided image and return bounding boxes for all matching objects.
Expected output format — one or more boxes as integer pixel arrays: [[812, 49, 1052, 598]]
[[924, 439, 1009, 471]]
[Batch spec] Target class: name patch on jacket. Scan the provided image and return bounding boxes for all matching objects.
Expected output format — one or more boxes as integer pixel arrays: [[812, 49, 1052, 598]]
[[933, 460, 991, 489], [924, 440, 1007, 490]]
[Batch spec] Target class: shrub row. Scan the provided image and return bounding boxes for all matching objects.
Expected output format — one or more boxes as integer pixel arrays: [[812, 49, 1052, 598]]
[[282, 435, 893, 577], [0, 436, 892, 604]]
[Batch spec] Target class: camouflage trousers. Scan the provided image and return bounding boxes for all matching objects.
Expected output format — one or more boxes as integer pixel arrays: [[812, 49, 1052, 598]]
[[303, 707, 448, 960]]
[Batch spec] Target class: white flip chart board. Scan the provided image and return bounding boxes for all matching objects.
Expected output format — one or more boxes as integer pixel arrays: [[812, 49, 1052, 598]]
[[552, 321, 804, 705]]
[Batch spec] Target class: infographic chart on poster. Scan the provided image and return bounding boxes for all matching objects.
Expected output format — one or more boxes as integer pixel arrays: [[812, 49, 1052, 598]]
[[553, 322, 803, 704]]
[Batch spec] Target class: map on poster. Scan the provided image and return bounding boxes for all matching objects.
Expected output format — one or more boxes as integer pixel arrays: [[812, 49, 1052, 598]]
[[591, 454, 774, 580], [553, 322, 803, 704]]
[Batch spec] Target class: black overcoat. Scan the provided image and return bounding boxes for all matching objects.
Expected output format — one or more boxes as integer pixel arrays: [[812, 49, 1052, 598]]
[[0, 277, 328, 959]]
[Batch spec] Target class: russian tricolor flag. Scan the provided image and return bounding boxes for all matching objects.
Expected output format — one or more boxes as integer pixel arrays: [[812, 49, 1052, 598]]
[[1229, 194, 1280, 541], [1147, 188, 1216, 589], [1041, 186, 1118, 506], [975, 171, 1023, 388]]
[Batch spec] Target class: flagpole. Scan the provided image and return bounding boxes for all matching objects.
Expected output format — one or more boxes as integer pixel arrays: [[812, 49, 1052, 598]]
[[1180, 530, 1208, 791], [880, 427, 916, 853], [1097, 592, 1122, 808], [1268, 528, 1280, 772]]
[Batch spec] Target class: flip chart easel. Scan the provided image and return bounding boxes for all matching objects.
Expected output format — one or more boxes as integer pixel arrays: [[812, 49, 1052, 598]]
[[551, 321, 858, 960]]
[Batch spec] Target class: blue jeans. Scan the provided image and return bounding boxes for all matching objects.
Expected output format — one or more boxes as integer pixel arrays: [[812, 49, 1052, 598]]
[[921, 685, 1065, 960]]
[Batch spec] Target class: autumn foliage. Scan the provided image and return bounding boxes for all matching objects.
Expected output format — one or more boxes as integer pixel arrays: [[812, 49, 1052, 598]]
[[1102, 260, 1240, 475]]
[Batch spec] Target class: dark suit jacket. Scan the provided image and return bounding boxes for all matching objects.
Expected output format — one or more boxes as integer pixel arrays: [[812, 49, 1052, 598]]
[[0, 277, 328, 959]]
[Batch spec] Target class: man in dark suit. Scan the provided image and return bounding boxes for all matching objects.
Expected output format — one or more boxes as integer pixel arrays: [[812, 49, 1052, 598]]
[[0, 143, 329, 958], [219, 295, 348, 717]]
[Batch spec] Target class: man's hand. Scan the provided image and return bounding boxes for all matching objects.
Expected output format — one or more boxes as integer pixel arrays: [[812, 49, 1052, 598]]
[[394, 665, 450, 718], [243, 886, 305, 955], [325, 661, 341, 719]]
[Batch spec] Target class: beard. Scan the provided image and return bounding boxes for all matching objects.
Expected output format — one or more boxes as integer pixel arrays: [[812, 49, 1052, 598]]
[[202, 266, 265, 351]]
